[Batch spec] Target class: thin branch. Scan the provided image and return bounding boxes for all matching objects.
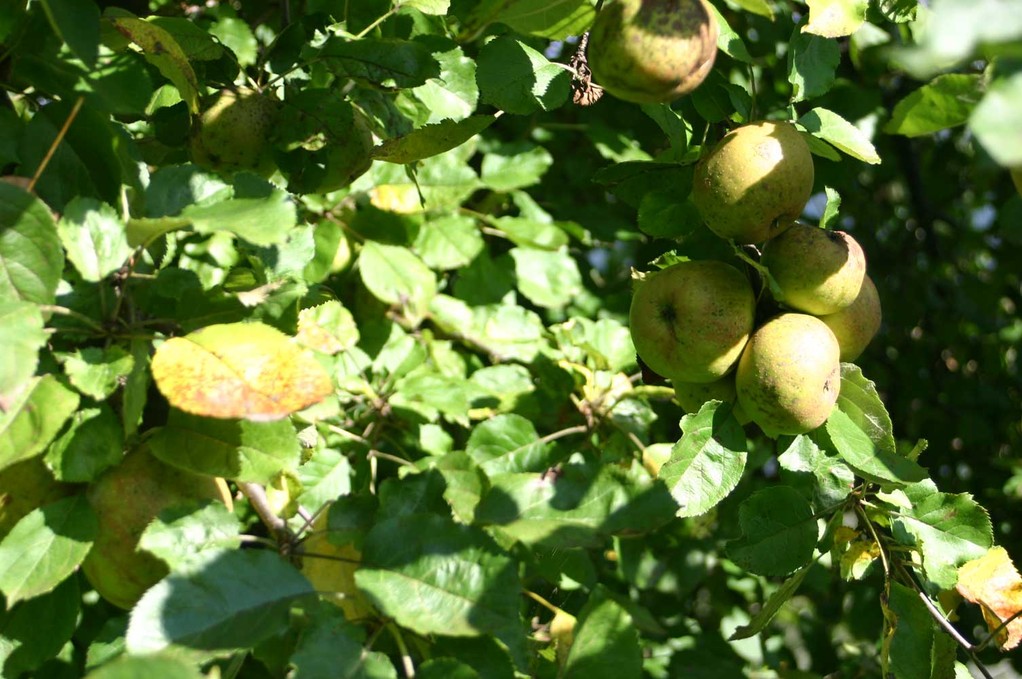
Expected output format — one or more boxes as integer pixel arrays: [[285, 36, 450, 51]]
[[28, 95, 84, 193], [386, 623, 415, 678], [238, 482, 290, 543]]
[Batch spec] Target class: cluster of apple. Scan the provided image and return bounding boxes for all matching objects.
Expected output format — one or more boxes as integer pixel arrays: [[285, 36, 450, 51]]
[[630, 121, 882, 437]]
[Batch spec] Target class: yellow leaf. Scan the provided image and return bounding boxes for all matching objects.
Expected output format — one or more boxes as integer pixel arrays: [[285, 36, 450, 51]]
[[152, 322, 333, 421], [956, 546, 1022, 650]]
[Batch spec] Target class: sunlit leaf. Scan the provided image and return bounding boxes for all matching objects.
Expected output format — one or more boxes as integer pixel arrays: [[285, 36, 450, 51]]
[[885, 74, 983, 137], [891, 481, 992, 590], [0, 182, 63, 305], [956, 546, 1022, 650], [0, 375, 80, 472], [373, 116, 496, 164], [0, 301, 46, 404], [803, 0, 868, 37], [0, 495, 96, 606], [660, 401, 748, 518], [108, 16, 200, 113], [799, 107, 881, 164], [151, 322, 333, 421], [126, 549, 314, 653]]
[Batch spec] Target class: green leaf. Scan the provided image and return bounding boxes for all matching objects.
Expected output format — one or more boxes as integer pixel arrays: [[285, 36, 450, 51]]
[[465, 0, 595, 39], [18, 102, 123, 209], [0, 495, 97, 606], [373, 116, 496, 164], [884, 582, 941, 679], [726, 486, 818, 577], [39, 0, 100, 67], [0, 375, 80, 473], [84, 654, 206, 679], [411, 39, 479, 123], [799, 107, 881, 164], [891, 481, 993, 590], [207, 16, 256, 66], [125, 549, 315, 654], [320, 37, 440, 88], [885, 74, 984, 137], [777, 434, 855, 509], [181, 190, 297, 247], [288, 606, 398, 679], [58, 346, 135, 401], [835, 364, 896, 455], [729, 565, 813, 640], [0, 182, 63, 305], [707, 4, 753, 62], [108, 17, 200, 113], [788, 27, 841, 102], [970, 72, 1022, 167], [430, 296, 547, 362], [466, 414, 550, 474], [660, 401, 748, 518], [476, 36, 571, 115], [637, 189, 701, 240], [414, 215, 484, 270], [492, 216, 569, 250], [803, 0, 868, 37], [0, 301, 46, 402], [820, 186, 842, 229], [359, 242, 437, 322], [405, 0, 451, 15], [148, 410, 301, 484], [418, 659, 479, 679], [0, 576, 79, 678], [480, 142, 554, 191], [562, 586, 642, 679], [139, 502, 242, 572], [355, 514, 525, 653], [822, 409, 927, 487], [45, 405, 123, 483], [475, 463, 676, 548], [57, 197, 134, 282], [727, 0, 773, 18], [510, 247, 582, 310]]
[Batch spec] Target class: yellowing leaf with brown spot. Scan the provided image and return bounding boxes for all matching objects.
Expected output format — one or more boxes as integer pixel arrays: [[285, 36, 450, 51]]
[[956, 546, 1022, 650], [152, 322, 332, 421]]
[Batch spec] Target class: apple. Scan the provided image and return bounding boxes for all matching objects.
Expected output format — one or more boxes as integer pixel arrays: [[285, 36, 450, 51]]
[[673, 375, 751, 424], [588, 0, 718, 103], [299, 506, 373, 621], [692, 121, 814, 244], [736, 313, 841, 437], [761, 223, 867, 315], [190, 88, 279, 175], [82, 444, 231, 609], [819, 274, 882, 361], [629, 260, 755, 383]]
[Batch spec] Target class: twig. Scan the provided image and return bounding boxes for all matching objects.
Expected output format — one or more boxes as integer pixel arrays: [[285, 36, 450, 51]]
[[238, 482, 291, 543], [386, 623, 415, 678], [28, 95, 84, 193]]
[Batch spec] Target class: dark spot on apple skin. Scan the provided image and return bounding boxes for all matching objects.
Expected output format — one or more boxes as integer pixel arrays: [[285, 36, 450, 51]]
[[657, 301, 677, 324]]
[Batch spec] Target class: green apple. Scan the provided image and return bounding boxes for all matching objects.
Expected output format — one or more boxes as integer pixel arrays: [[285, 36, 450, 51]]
[[588, 0, 718, 103], [761, 223, 867, 315], [82, 444, 231, 609], [819, 274, 882, 361], [673, 375, 750, 424], [190, 88, 280, 175], [629, 260, 755, 383], [736, 313, 841, 437], [692, 121, 814, 244]]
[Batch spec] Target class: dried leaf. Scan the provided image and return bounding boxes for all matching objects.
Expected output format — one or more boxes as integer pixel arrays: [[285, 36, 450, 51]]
[[956, 546, 1022, 650]]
